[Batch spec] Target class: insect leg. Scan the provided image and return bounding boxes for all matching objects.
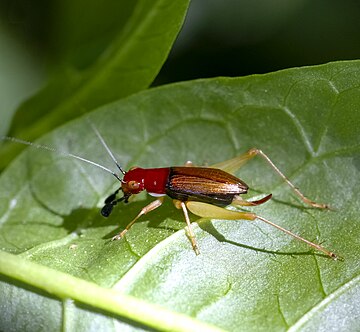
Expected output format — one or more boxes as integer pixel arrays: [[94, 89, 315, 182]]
[[112, 197, 164, 241], [186, 201, 256, 221], [185, 201, 338, 260], [173, 200, 200, 255], [181, 202, 200, 255], [210, 151, 257, 174], [232, 193, 272, 206], [256, 215, 338, 260], [213, 148, 329, 209], [248, 148, 329, 209]]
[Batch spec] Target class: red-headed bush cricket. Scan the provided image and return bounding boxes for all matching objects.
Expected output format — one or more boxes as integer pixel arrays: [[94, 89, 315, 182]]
[[1, 125, 339, 260]]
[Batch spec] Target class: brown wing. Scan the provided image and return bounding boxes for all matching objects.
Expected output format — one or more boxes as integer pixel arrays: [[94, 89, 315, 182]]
[[166, 167, 248, 206]]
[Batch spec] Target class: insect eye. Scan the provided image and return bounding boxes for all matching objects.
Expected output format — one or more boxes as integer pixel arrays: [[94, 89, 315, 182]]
[[128, 181, 140, 190]]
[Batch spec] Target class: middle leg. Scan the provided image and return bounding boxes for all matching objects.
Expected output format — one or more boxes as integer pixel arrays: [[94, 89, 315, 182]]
[[173, 200, 200, 255]]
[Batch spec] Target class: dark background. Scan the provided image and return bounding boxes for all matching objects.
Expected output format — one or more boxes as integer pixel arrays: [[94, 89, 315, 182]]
[[157, 0, 360, 83], [1, 0, 359, 93]]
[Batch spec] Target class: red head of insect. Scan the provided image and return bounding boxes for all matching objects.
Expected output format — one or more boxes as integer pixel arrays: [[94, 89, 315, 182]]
[[100, 167, 146, 217]]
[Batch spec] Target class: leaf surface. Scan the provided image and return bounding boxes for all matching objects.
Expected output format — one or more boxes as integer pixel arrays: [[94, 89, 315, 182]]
[[0, 61, 359, 331]]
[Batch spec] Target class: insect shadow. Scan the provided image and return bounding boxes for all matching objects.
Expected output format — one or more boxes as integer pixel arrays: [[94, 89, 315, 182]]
[[101, 195, 323, 259], [197, 219, 329, 259], [104, 198, 184, 240], [29, 181, 181, 241]]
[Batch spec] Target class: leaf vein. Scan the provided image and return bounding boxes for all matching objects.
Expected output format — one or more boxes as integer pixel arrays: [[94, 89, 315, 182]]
[[288, 273, 360, 331]]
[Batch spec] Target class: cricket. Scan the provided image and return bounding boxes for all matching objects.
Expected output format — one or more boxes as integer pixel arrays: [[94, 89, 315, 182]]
[[1, 125, 338, 260]]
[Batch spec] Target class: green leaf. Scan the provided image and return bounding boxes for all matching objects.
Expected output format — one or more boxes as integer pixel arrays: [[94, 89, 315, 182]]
[[0, 251, 223, 332], [0, 22, 44, 137], [2, 0, 190, 168], [1, 60, 359, 331]]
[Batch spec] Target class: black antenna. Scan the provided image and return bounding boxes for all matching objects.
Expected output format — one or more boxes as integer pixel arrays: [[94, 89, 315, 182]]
[[1, 136, 122, 182], [88, 121, 126, 175]]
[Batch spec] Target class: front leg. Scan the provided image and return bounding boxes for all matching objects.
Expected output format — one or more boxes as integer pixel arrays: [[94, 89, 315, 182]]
[[112, 197, 165, 241]]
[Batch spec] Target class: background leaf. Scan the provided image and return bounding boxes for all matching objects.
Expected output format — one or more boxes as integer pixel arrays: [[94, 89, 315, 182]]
[[0, 0, 190, 169], [0, 21, 44, 137], [0, 60, 359, 331]]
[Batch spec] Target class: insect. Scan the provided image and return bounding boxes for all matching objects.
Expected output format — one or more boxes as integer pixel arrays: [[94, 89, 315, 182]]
[[1, 126, 338, 260]]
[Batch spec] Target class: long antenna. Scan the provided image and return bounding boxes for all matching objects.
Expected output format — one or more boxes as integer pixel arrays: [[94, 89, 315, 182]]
[[88, 122, 126, 175], [1, 136, 122, 182]]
